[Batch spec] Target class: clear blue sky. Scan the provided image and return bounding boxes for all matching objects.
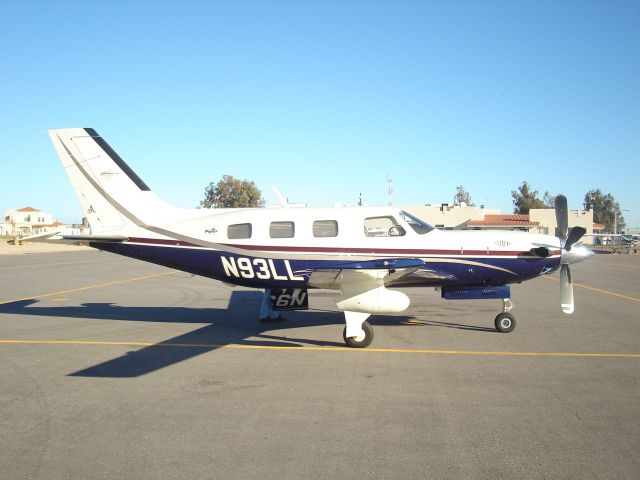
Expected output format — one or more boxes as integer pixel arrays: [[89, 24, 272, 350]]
[[1, 1, 638, 229]]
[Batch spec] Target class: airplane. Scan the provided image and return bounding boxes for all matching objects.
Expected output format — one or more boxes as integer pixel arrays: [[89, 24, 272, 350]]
[[26, 128, 594, 348]]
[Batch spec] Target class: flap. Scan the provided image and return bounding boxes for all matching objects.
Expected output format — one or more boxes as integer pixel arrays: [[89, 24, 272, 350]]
[[308, 258, 426, 289]]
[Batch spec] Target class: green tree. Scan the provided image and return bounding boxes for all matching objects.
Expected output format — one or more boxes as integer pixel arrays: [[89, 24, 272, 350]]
[[583, 189, 625, 232], [454, 185, 473, 206], [511, 181, 547, 214], [543, 191, 556, 208], [200, 175, 265, 208]]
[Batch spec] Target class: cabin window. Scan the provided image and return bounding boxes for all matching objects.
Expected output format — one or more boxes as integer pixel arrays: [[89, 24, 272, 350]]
[[364, 216, 406, 237], [313, 220, 338, 237], [270, 221, 295, 238], [227, 223, 252, 239]]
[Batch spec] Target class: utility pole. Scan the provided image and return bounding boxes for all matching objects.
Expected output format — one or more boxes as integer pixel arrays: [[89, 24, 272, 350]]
[[614, 209, 630, 235]]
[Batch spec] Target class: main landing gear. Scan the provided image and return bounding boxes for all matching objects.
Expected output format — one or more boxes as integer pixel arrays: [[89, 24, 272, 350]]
[[343, 311, 374, 348], [343, 321, 374, 348], [494, 298, 516, 333]]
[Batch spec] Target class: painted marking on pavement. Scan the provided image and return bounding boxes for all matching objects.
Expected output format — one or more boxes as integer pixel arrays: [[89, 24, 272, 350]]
[[0, 339, 639, 358], [0, 271, 176, 306], [543, 276, 640, 303], [0, 258, 114, 271]]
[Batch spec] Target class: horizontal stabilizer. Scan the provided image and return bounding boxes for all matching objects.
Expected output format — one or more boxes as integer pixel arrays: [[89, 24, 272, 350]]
[[21, 232, 128, 245]]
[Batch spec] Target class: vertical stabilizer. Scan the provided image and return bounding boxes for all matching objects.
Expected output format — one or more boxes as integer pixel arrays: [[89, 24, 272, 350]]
[[49, 128, 159, 234]]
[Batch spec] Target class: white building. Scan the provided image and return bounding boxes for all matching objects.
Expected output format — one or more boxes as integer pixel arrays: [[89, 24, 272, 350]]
[[528, 207, 593, 236], [0, 207, 85, 237]]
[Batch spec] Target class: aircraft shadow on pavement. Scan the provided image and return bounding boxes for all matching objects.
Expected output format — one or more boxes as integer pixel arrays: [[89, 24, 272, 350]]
[[0, 291, 494, 377]]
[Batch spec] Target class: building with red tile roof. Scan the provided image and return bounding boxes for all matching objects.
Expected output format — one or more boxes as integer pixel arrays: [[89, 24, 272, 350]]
[[467, 214, 540, 229]]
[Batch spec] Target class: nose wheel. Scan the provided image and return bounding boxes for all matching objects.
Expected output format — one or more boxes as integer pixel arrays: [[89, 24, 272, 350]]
[[343, 320, 374, 348], [495, 298, 516, 333]]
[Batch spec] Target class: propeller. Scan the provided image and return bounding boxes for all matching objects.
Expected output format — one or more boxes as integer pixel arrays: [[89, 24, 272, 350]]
[[555, 194, 568, 240], [559, 263, 574, 314], [565, 226, 586, 251], [554, 195, 591, 314]]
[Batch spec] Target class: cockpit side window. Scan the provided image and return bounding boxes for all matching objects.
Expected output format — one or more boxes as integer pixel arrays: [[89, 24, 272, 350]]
[[364, 216, 406, 237]]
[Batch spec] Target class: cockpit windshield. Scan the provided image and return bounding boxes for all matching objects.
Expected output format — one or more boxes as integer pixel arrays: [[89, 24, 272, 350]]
[[399, 210, 435, 235]]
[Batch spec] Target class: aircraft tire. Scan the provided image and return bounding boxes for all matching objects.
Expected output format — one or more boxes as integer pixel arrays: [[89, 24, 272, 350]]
[[343, 321, 374, 348], [494, 313, 516, 333]]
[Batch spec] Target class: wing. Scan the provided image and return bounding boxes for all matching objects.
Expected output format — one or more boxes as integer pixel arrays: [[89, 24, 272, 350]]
[[307, 258, 455, 289], [310, 259, 431, 315]]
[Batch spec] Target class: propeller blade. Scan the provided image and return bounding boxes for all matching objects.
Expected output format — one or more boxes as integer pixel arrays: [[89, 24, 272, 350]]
[[564, 226, 586, 251], [555, 195, 568, 240], [560, 264, 574, 314]]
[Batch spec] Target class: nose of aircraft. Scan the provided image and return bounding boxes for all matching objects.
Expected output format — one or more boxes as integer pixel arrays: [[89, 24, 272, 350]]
[[561, 243, 595, 265]]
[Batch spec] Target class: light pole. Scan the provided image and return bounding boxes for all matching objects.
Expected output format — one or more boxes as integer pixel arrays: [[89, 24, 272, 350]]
[[614, 209, 629, 235]]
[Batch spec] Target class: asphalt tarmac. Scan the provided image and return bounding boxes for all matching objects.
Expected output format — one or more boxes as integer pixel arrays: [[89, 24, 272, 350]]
[[1, 249, 639, 479]]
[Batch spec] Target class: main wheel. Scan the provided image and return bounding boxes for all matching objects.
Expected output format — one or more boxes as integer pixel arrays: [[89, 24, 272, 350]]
[[343, 321, 374, 348], [494, 312, 516, 333]]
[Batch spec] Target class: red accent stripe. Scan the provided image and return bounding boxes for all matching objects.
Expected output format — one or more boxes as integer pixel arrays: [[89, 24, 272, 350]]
[[124, 237, 561, 257], [127, 237, 202, 247]]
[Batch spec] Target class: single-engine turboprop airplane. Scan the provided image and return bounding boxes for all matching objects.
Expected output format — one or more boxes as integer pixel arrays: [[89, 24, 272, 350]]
[[29, 128, 594, 348]]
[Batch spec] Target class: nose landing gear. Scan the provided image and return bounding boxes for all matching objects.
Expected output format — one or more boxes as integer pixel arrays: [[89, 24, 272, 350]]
[[494, 298, 516, 333]]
